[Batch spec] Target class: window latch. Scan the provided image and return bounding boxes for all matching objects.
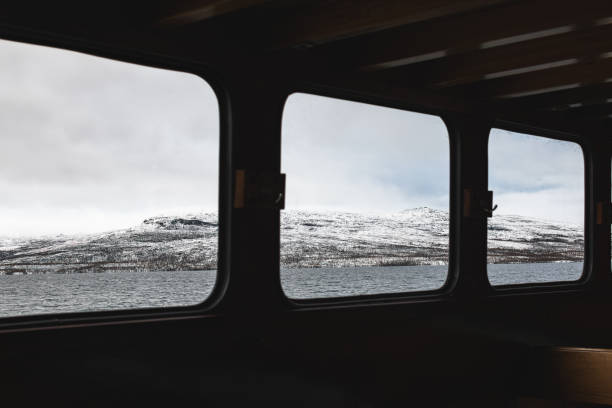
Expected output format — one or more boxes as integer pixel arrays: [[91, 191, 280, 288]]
[[464, 189, 497, 218], [234, 170, 286, 209]]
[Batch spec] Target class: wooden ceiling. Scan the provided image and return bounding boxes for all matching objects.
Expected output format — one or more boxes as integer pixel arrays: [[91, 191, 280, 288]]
[[1, 0, 612, 131]]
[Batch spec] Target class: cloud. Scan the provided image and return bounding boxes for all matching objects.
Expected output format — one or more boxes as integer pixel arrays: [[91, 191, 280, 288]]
[[283, 96, 584, 225], [489, 129, 583, 224], [0, 40, 585, 236], [282, 93, 450, 213], [0, 39, 219, 236]]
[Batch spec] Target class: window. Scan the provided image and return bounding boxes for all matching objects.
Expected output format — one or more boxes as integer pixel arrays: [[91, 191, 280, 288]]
[[0, 39, 219, 317], [280, 93, 450, 299], [487, 129, 584, 286]]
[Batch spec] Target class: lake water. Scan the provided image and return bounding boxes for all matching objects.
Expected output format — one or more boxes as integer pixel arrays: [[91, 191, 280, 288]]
[[0, 270, 217, 318], [281, 262, 583, 299], [0, 262, 583, 317]]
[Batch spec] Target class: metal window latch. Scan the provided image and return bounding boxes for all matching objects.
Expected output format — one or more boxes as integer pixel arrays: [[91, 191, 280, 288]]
[[464, 189, 497, 218], [595, 201, 612, 225], [233, 170, 286, 209]]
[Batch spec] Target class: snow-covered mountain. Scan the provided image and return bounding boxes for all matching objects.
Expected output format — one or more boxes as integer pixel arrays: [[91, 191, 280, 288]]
[[0, 214, 218, 274], [281, 208, 583, 267], [0, 208, 583, 274]]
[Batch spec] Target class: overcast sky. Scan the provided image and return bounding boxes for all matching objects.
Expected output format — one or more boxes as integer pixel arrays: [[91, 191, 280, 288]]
[[283, 94, 584, 225], [489, 129, 583, 225], [0, 39, 584, 237], [0, 39, 219, 237], [282, 93, 450, 213]]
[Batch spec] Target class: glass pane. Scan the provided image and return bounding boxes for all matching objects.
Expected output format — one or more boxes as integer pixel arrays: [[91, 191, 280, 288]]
[[487, 129, 584, 286], [0, 39, 219, 317], [281, 93, 449, 299]]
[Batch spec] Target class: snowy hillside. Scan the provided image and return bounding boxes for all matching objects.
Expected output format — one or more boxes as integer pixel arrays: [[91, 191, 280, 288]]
[[281, 208, 583, 267], [0, 214, 218, 274], [0, 208, 583, 274]]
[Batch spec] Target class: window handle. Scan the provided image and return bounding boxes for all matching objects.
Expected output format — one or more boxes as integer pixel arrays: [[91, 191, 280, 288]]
[[483, 204, 498, 216], [234, 170, 286, 209], [464, 189, 496, 218], [274, 193, 284, 205]]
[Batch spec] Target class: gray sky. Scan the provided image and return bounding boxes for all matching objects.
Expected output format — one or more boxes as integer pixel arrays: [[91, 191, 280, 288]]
[[283, 94, 584, 225], [489, 129, 583, 225], [0, 39, 219, 237], [0, 40, 584, 237], [282, 93, 450, 213]]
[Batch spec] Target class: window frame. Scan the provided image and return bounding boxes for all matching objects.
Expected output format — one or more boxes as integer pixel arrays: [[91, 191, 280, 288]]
[[0, 33, 600, 329], [277, 87, 459, 307], [277, 85, 596, 307], [0, 32, 231, 329], [485, 120, 593, 293]]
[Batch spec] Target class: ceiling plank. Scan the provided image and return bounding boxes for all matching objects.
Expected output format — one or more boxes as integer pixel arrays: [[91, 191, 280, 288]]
[[307, 0, 612, 71], [300, 66, 594, 134], [159, 0, 271, 25], [265, 0, 512, 49], [497, 83, 612, 110], [442, 58, 612, 99], [565, 102, 612, 118], [370, 23, 612, 88]]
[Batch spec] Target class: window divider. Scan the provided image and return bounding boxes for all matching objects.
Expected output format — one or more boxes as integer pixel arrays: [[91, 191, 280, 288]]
[[451, 115, 493, 299]]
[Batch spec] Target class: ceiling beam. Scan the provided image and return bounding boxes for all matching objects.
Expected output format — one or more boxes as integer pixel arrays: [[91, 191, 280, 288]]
[[498, 83, 612, 110], [565, 102, 612, 118], [370, 23, 612, 88], [443, 58, 612, 99], [265, 0, 511, 49], [307, 0, 612, 71], [302, 68, 593, 134], [159, 0, 271, 25]]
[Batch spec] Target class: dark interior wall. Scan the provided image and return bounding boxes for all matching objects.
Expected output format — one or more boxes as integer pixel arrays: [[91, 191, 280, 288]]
[[3, 294, 612, 406], [0, 23, 612, 408]]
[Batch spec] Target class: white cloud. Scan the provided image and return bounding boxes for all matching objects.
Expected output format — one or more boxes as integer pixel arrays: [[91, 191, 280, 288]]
[[0, 40, 586, 237], [489, 129, 583, 224], [283, 96, 585, 226], [282, 93, 450, 213], [0, 39, 219, 236]]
